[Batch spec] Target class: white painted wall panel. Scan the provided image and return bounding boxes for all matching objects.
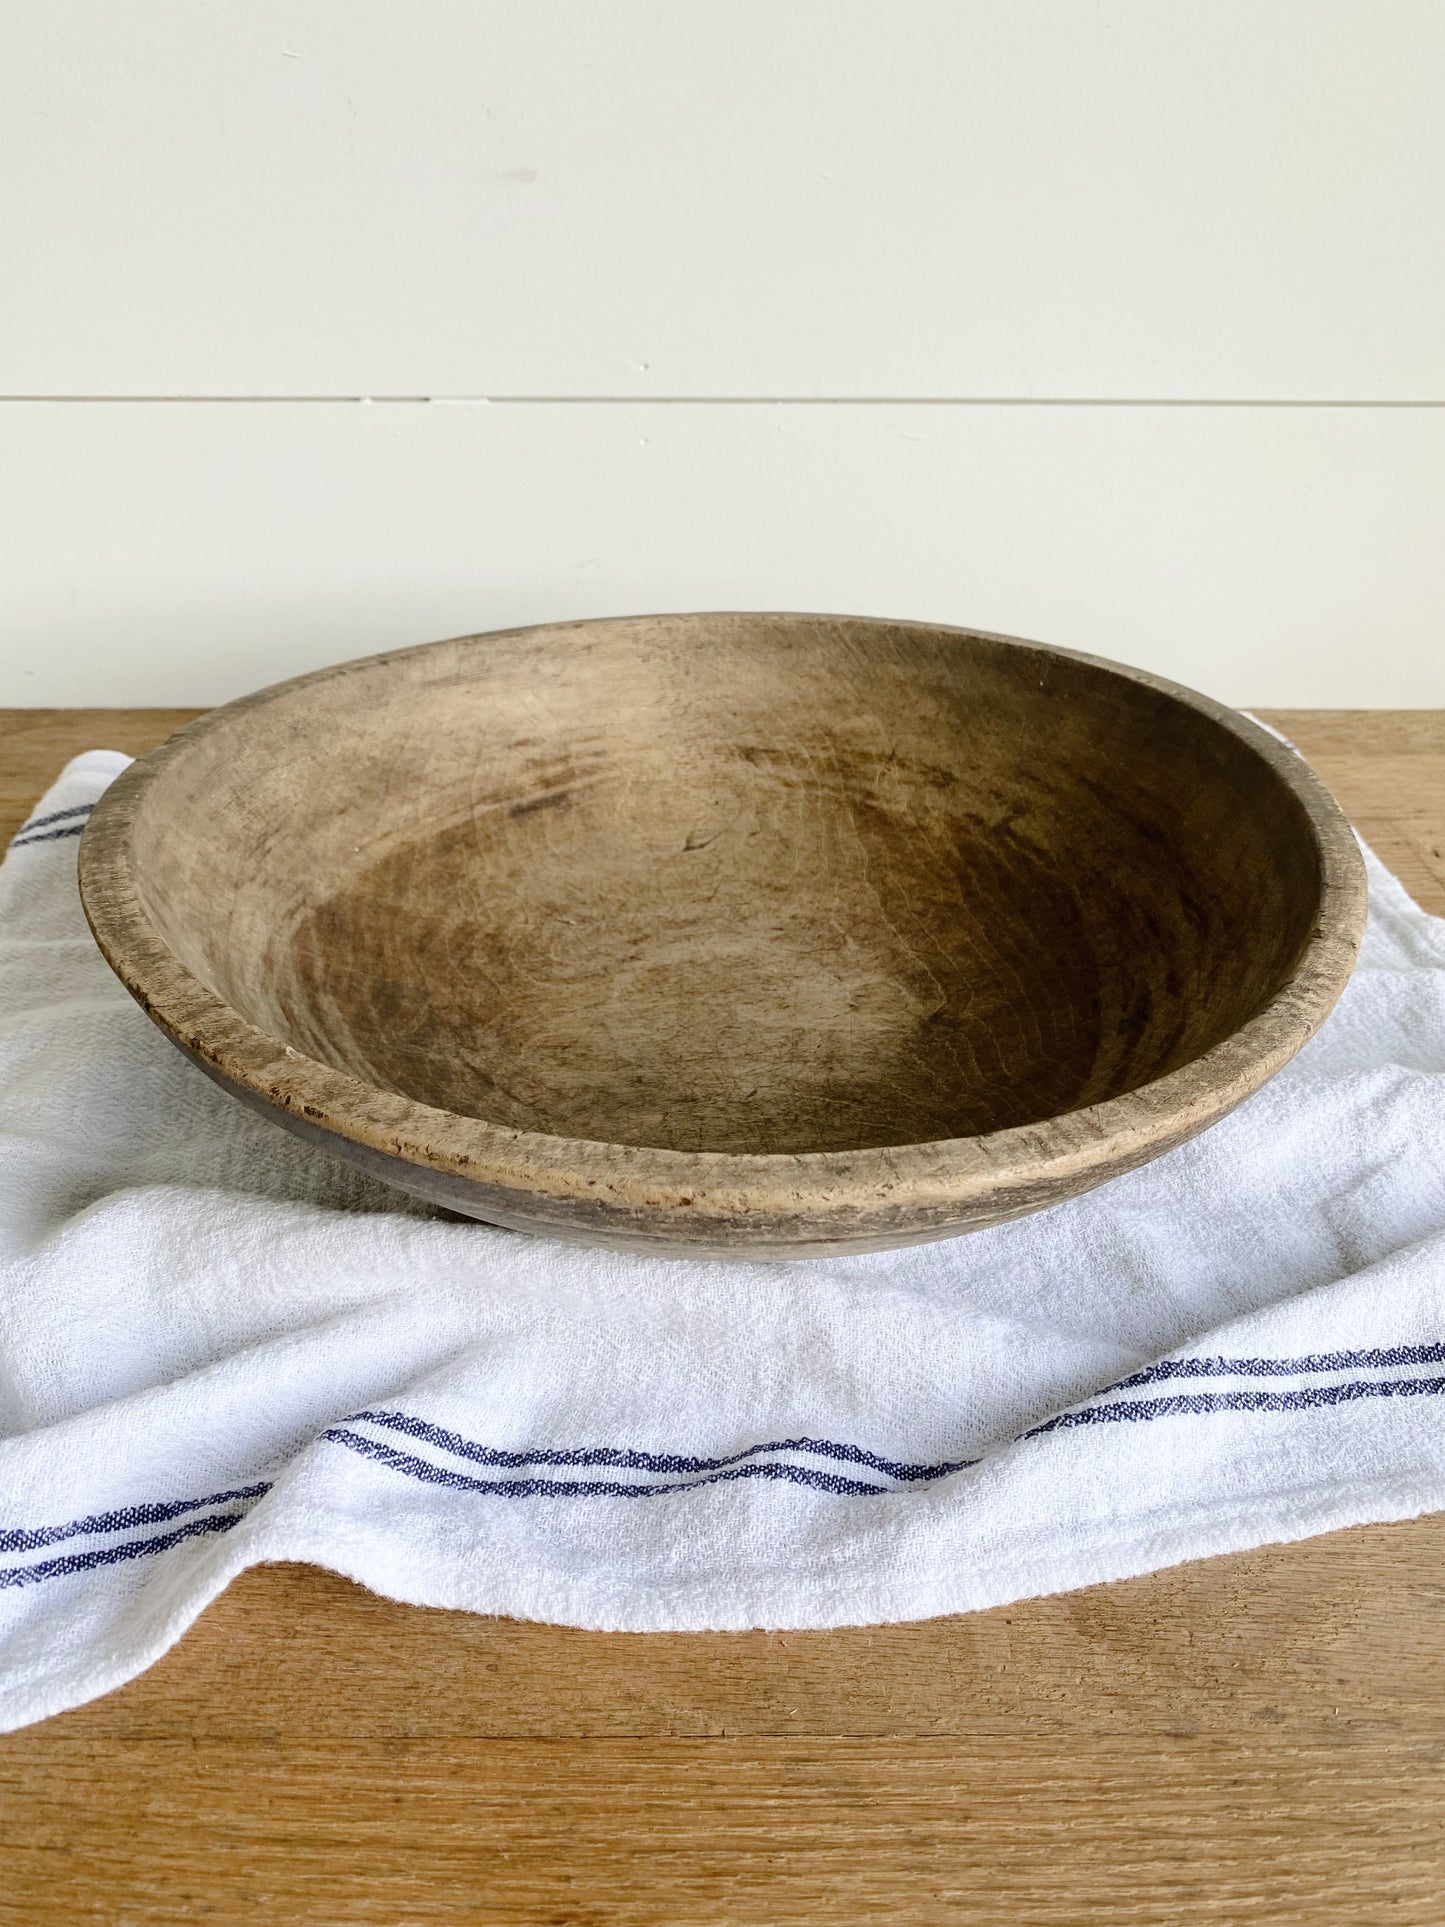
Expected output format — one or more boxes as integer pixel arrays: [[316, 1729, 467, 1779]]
[[2, 401, 1440, 706], [3, 1, 1443, 399]]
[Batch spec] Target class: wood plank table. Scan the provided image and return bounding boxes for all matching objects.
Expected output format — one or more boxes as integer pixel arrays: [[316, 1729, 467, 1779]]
[[2, 707, 1444, 1926]]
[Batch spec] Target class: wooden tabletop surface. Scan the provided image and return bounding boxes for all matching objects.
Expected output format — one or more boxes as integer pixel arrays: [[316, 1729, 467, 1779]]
[[1, 706, 1443, 1926]]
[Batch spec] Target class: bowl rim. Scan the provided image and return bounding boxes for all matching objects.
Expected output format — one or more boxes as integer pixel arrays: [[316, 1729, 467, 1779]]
[[78, 612, 1369, 1223]]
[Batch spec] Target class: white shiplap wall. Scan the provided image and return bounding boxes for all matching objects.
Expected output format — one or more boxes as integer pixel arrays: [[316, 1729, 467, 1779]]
[[2, 1, 1442, 704]]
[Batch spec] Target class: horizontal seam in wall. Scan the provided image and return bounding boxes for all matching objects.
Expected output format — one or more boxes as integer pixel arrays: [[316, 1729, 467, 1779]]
[[3, 396, 1445, 409]]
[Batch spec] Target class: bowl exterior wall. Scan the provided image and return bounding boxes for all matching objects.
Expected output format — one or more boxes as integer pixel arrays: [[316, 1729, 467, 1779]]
[[178, 1039, 1254, 1260]]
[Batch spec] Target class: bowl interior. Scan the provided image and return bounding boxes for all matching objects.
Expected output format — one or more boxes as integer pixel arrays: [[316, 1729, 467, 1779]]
[[124, 616, 1322, 1156]]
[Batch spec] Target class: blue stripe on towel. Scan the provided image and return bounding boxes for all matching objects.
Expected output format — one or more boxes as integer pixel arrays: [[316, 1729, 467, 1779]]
[[329, 1367, 1445, 1504], [1028, 1372, 1445, 1435], [12, 803, 93, 836], [8, 802, 95, 849], [9, 823, 89, 850], [349, 1407, 978, 1484], [1111, 1342, 1445, 1390], [0, 1509, 248, 1590], [0, 1481, 271, 1556], [8, 1348, 1444, 1592], [323, 1426, 897, 1498]]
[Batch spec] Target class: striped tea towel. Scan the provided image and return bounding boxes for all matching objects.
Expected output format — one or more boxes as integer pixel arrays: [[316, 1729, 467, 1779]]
[[3, 748, 1445, 1733]]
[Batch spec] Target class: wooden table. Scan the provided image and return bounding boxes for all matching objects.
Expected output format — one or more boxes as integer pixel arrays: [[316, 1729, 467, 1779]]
[[2, 708, 1444, 1926]]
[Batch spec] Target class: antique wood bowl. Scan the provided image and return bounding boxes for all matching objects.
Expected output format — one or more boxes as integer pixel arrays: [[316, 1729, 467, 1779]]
[[79, 614, 1366, 1259]]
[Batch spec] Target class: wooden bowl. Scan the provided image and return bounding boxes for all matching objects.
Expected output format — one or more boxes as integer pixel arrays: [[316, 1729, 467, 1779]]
[[80, 614, 1366, 1259]]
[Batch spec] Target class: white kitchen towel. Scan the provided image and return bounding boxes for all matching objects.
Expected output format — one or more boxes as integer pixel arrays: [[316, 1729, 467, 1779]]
[[3, 749, 1445, 1733]]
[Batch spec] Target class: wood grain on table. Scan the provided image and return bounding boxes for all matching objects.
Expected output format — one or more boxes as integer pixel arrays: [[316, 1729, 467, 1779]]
[[1, 706, 1443, 1926]]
